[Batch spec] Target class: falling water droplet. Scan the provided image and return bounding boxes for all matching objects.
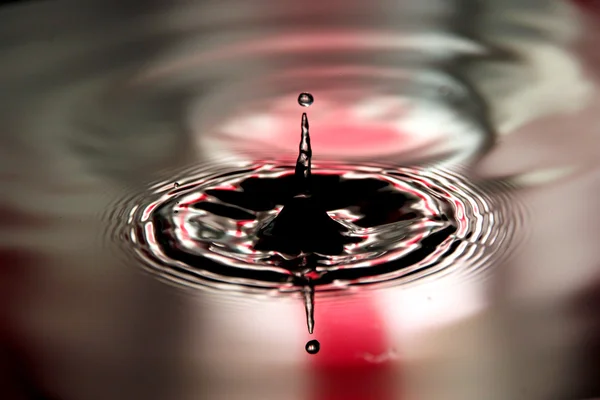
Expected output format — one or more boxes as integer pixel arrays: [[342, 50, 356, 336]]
[[305, 339, 320, 355], [303, 285, 315, 334], [298, 92, 314, 107]]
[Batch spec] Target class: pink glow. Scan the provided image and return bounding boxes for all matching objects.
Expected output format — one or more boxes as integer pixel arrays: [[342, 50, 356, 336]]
[[310, 294, 396, 400]]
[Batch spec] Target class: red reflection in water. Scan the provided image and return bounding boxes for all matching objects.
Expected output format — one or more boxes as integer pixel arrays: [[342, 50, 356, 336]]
[[572, 0, 600, 10], [0, 213, 54, 399], [291, 115, 403, 157], [219, 94, 422, 158], [310, 295, 396, 400]]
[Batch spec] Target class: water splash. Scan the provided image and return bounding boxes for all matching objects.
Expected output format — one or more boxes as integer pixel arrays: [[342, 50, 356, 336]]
[[115, 161, 525, 293], [111, 87, 526, 297], [261, 94, 321, 344], [108, 92, 525, 301]]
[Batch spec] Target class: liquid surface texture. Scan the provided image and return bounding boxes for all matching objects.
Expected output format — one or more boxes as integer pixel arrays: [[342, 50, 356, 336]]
[[2, 1, 600, 400], [119, 161, 523, 293]]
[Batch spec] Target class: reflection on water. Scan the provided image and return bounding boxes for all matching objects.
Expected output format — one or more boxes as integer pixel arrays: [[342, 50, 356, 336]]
[[1, 0, 600, 399], [118, 160, 524, 292]]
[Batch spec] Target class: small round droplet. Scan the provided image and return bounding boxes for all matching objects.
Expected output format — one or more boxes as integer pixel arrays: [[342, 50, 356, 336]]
[[305, 339, 320, 355], [298, 92, 314, 107], [174, 182, 180, 188]]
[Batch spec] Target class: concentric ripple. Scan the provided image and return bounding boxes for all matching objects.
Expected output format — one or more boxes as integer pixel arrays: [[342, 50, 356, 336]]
[[117, 161, 524, 293]]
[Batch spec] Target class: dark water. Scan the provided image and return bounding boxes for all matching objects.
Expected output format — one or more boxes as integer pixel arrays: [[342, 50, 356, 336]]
[[120, 160, 523, 292], [2, 0, 600, 399]]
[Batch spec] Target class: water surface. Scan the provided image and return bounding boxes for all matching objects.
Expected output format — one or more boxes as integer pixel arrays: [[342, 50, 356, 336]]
[[2, 1, 600, 399]]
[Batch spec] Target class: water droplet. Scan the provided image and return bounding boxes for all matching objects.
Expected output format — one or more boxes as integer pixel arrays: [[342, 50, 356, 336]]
[[174, 182, 180, 188], [305, 339, 320, 355], [298, 92, 314, 107]]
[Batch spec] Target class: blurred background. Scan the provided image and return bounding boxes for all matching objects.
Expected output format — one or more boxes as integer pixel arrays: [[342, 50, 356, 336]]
[[2, 0, 600, 399]]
